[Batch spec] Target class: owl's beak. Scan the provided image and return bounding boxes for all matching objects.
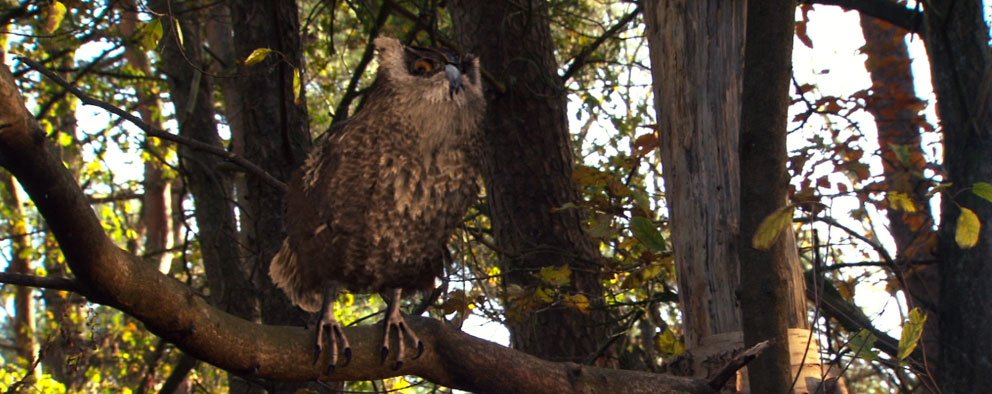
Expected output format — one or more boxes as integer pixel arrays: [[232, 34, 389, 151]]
[[445, 63, 463, 98]]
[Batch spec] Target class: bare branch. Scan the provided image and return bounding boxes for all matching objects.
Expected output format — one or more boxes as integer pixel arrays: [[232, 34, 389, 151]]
[[707, 340, 771, 389], [0, 272, 83, 293], [561, 5, 642, 81], [804, 0, 923, 34], [14, 56, 287, 193]]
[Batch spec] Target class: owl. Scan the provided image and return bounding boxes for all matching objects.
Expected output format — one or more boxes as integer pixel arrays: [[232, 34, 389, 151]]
[[269, 36, 485, 372]]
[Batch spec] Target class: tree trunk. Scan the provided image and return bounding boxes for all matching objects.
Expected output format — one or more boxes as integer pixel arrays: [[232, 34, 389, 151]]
[[921, 0, 992, 390], [119, 0, 175, 275], [859, 14, 941, 380], [643, 0, 745, 379], [739, 1, 815, 393], [147, 0, 256, 321], [2, 174, 39, 381], [227, 0, 312, 328], [449, 0, 618, 365]]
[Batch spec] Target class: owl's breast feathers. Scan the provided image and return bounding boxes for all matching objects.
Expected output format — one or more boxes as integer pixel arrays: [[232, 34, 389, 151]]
[[270, 111, 481, 312]]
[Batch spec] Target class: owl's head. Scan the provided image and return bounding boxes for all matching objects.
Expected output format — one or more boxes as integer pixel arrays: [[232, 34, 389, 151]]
[[373, 36, 483, 105]]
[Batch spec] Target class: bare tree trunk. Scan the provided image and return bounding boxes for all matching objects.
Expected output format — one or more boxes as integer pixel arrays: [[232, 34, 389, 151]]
[[643, 0, 745, 379], [2, 174, 39, 382], [739, 1, 815, 393], [227, 0, 312, 329], [921, 0, 992, 390], [860, 15, 941, 380], [449, 0, 619, 365]]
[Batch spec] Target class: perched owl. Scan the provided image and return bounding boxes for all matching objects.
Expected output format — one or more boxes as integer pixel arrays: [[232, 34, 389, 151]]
[[269, 36, 485, 372]]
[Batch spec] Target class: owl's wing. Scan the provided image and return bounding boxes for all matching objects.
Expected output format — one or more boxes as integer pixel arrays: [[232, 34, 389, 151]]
[[285, 122, 381, 259]]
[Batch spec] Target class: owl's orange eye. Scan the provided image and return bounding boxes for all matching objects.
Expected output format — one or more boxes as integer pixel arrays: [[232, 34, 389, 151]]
[[413, 59, 434, 74]]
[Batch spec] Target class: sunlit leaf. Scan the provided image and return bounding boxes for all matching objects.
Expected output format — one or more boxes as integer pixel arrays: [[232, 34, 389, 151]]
[[972, 182, 992, 204], [656, 328, 685, 356], [535, 287, 555, 303], [293, 68, 302, 105], [44, 1, 67, 33], [564, 293, 590, 314], [752, 205, 795, 250], [538, 265, 572, 287], [898, 308, 927, 360], [887, 191, 917, 212], [243, 47, 273, 66], [955, 207, 980, 249], [630, 216, 666, 252], [173, 17, 184, 48], [142, 18, 164, 51]]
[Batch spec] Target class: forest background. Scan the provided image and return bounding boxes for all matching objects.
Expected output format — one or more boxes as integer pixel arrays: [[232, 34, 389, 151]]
[[0, 0, 990, 393]]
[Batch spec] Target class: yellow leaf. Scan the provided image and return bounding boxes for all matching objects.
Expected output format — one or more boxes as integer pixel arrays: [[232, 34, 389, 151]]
[[293, 68, 302, 105], [564, 294, 590, 314], [173, 17, 184, 48], [752, 205, 795, 250], [887, 191, 917, 212], [955, 207, 981, 249], [898, 308, 927, 360], [44, 1, 67, 33], [538, 265, 572, 287], [243, 47, 273, 66]]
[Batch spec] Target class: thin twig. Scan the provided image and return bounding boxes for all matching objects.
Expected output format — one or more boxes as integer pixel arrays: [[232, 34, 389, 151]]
[[15, 56, 288, 192], [561, 4, 642, 81]]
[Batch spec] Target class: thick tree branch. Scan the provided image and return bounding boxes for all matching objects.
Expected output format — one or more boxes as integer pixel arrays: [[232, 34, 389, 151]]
[[0, 57, 713, 394], [14, 56, 287, 193], [804, 0, 924, 34]]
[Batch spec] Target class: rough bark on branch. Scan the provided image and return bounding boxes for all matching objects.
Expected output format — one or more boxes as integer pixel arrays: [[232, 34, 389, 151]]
[[0, 61, 714, 394]]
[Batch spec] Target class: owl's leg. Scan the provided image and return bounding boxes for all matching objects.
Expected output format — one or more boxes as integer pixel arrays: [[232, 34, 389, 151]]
[[380, 288, 425, 370], [315, 289, 351, 374]]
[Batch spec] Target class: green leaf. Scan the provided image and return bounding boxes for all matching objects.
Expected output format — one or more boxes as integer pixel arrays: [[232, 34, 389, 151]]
[[752, 205, 795, 250], [630, 216, 666, 252], [44, 1, 67, 33], [898, 308, 927, 360], [538, 265, 572, 287], [972, 182, 992, 204], [142, 18, 163, 51], [243, 48, 273, 66], [849, 329, 879, 362], [656, 328, 685, 356], [955, 207, 980, 249]]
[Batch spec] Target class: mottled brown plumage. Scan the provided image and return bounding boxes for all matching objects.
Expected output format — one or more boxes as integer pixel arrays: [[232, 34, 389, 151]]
[[269, 37, 485, 372]]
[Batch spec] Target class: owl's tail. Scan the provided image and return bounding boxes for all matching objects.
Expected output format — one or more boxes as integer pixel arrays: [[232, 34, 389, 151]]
[[269, 240, 323, 312]]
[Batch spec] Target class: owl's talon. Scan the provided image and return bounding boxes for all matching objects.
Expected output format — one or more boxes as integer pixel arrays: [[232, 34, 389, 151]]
[[380, 346, 390, 363], [413, 341, 425, 360], [315, 291, 350, 375], [393, 360, 404, 371]]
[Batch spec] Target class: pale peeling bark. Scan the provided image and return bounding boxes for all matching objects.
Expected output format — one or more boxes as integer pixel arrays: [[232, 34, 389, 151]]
[[643, 0, 745, 377], [0, 58, 716, 394]]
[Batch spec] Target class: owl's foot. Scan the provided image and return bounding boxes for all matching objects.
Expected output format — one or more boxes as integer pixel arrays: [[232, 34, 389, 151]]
[[315, 291, 351, 374], [380, 288, 424, 370]]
